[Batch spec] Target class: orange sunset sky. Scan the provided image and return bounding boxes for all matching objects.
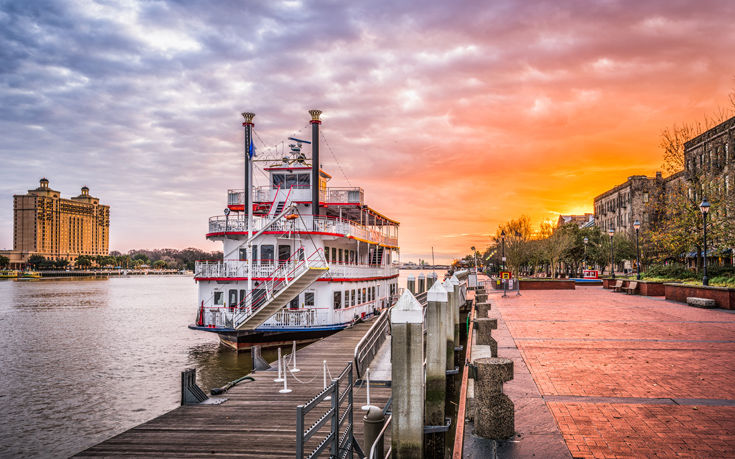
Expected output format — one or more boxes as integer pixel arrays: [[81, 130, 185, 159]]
[[0, 1, 734, 263]]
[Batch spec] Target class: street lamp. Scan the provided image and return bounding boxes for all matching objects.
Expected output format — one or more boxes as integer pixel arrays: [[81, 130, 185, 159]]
[[500, 230, 506, 271], [633, 219, 641, 280], [583, 236, 589, 272], [700, 198, 710, 286], [224, 207, 231, 234], [608, 226, 615, 279]]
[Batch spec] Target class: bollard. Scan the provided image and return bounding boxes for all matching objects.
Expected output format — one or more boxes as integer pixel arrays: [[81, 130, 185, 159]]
[[443, 280, 456, 373], [290, 341, 300, 373], [474, 318, 498, 357], [417, 273, 426, 293], [279, 357, 292, 393], [274, 347, 284, 382], [407, 275, 416, 294], [364, 406, 386, 459], [476, 291, 488, 303], [473, 357, 514, 439], [390, 290, 424, 458], [476, 302, 491, 319]]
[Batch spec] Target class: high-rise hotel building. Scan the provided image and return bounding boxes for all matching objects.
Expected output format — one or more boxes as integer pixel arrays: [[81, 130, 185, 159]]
[[2, 178, 110, 267]]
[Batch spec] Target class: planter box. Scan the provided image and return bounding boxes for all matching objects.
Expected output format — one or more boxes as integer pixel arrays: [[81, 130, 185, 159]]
[[664, 283, 735, 310], [519, 280, 575, 290], [638, 281, 665, 297]]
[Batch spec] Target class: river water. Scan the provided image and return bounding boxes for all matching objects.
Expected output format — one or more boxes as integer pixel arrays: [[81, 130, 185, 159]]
[[0, 270, 443, 458]]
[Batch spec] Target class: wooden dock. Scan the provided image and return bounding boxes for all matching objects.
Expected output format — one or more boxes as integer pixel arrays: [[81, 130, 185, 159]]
[[77, 320, 391, 457]]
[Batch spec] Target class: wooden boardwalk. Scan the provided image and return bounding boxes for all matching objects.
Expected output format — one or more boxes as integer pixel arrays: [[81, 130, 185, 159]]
[[78, 320, 391, 457]]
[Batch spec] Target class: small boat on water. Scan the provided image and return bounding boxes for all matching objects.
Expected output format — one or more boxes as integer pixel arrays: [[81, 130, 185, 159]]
[[17, 271, 41, 279], [0, 269, 19, 279], [189, 110, 400, 350]]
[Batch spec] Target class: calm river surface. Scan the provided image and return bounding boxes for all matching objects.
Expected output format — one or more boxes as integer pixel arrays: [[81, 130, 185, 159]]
[[0, 270, 442, 458]]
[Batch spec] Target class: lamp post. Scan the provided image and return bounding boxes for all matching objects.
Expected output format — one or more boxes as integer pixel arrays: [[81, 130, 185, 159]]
[[700, 198, 710, 286], [583, 236, 588, 273], [224, 208, 231, 234], [500, 230, 506, 271], [633, 220, 641, 280], [608, 226, 615, 279]]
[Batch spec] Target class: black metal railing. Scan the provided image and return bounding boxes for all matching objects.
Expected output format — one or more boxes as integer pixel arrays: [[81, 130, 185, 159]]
[[296, 362, 364, 459]]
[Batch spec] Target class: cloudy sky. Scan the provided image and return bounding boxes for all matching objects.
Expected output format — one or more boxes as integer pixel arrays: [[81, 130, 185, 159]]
[[1, 0, 733, 263]]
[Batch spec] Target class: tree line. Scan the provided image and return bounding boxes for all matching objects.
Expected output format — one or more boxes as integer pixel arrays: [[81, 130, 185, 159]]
[[8, 248, 223, 271]]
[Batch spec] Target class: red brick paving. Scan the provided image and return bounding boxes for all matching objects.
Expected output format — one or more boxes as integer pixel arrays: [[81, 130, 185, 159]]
[[495, 288, 735, 458]]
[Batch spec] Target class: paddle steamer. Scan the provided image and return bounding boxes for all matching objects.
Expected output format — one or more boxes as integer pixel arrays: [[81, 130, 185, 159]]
[[189, 110, 400, 350]]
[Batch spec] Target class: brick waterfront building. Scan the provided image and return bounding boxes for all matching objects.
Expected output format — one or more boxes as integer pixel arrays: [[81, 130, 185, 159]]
[[1, 178, 110, 268]]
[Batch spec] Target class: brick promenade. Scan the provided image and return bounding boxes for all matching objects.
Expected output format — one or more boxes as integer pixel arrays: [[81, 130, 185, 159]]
[[494, 287, 735, 458]]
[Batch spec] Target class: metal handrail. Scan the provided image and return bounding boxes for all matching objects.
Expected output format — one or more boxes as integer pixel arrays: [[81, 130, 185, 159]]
[[369, 413, 392, 459], [353, 306, 391, 380]]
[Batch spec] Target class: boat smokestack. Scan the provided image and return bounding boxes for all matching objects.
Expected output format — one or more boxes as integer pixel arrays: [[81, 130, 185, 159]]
[[309, 109, 322, 217], [242, 112, 255, 213]]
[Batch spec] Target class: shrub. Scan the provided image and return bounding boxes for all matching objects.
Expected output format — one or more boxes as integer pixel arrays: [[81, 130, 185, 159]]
[[643, 263, 697, 280]]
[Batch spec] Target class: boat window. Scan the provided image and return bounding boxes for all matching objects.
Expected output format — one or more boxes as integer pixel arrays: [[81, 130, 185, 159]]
[[358, 288, 362, 304], [284, 174, 298, 189], [239, 290, 246, 306], [272, 174, 285, 188], [261, 245, 274, 265], [290, 297, 299, 310], [351, 289, 355, 306], [239, 245, 257, 261], [214, 291, 223, 305], [372, 286, 376, 301], [344, 290, 349, 307], [253, 289, 266, 308], [350, 250, 355, 264], [228, 289, 238, 308], [338, 248, 343, 263], [305, 292, 314, 307], [334, 291, 342, 309], [297, 174, 310, 188], [279, 245, 290, 264], [331, 248, 337, 263], [324, 247, 330, 262], [363, 288, 367, 303]]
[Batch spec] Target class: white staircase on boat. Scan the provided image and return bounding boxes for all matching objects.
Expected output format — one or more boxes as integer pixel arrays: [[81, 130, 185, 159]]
[[233, 251, 328, 330]]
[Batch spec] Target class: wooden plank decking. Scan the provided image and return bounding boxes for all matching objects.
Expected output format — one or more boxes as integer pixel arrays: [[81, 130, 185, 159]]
[[77, 320, 391, 457]]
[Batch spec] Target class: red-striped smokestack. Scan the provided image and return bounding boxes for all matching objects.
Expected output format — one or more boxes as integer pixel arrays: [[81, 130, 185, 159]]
[[309, 109, 322, 218]]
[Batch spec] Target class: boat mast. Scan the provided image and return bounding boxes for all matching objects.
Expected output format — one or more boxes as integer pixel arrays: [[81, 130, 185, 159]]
[[242, 112, 255, 308]]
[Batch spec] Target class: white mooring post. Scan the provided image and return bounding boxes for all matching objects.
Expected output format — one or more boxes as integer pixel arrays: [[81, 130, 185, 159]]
[[390, 290, 424, 458], [361, 368, 371, 410], [323, 360, 331, 401], [290, 340, 300, 373], [449, 274, 461, 354], [274, 347, 284, 382], [279, 357, 292, 394]]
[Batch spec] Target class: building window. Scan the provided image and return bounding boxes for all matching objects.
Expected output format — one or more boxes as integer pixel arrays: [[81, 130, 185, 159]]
[[334, 291, 342, 309], [642, 192, 649, 203]]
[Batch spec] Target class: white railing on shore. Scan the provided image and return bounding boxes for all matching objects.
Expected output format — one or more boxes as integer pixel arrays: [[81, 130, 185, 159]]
[[207, 214, 398, 247]]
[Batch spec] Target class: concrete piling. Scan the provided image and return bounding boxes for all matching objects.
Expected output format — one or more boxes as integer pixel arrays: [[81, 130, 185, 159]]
[[443, 280, 456, 374], [449, 275, 461, 358], [427, 272, 437, 290], [407, 275, 416, 295], [476, 291, 488, 303], [391, 290, 424, 458], [418, 274, 426, 293], [474, 318, 498, 357], [425, 281, 448, 456], [473, 357, 514, 439]]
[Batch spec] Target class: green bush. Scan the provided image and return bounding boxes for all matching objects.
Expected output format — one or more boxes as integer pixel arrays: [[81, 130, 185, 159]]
[[643, 263, 696, 280], [707, 265, 735, 277]]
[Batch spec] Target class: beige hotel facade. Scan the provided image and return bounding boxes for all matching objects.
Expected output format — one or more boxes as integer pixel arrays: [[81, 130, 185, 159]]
[[1, 178, 110, 268]]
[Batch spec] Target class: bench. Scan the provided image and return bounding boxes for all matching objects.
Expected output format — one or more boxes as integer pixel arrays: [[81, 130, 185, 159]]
[[623, 281, 638, 295], [612, 280, 623, 292], [686, 297, 716, 309]]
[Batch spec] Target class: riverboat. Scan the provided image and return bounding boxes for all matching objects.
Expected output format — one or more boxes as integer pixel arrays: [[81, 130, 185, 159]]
[[189, 110, 400, 350], [0, 269, 18, 279], [18, 271, 41, 279]]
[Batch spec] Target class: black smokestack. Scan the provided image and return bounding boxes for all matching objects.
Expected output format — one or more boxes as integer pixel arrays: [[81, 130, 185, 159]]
[[309, 109, 322, 218]]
